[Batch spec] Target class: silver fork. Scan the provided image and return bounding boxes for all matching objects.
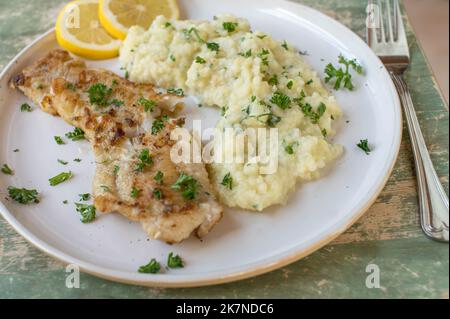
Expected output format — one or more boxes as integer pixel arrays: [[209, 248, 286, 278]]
[[366, 0, 449, 242]]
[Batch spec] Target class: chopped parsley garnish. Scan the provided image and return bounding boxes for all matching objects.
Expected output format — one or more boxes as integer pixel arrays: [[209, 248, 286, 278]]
[[223, 21, 238, 33], [138, 259, 161, 274], [54, 136, 65, 145], [20, 103, 32, 112], [287, 80, 294, 89], [171, 173, 200, 200], [169, 54, 176, 62], [284, 141, 298, 155], [73, 158, 82, 162], [306, 79, 313, 85], [1, 164, 13, 175], [221, 106, 228, 116], [111, 99, 124, 107], [357, 139, 371, 155], [257, 49, 270, 66], [317, 102, 327, 117], [321, 128, 328, 137], [65, 127, 85, 141], [87, 83, 113, 107], [49, 171, 73, 186], [165, 22, 172, 28], [8, 187, 39, 204], [207, 42, 220, 52], [125, 71, 129, 79], [267, 74, 278, 86], [138, 97, 156, 112], [167, 252, 184, 269], [238, 49, 252, 58], [257, 34, 267, 39], [75, 203, 96, 223], [324, 55, 363, 91], [57, 159, 68, 165], [167, 88, 184, 97], [184, 27, 205, 43], [152, 188, 163, 200], [154, 171, 164, 184], [282, 41, 289, 50], [152, 116, 168, 135], [135, 149, 153, 172], [195, 56, 206, 64], [66, 83, 76, 91], [270, 91, 291, 110], [114, 165, 120, 175], [221, 173, 233, 190], [79, 193, 91, 201], [131, 187, 141, 198], [63, 200, 68, 204]]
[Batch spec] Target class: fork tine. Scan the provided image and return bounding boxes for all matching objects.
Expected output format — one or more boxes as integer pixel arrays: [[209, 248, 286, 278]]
[[394, 0, 407, 43], [377, 0, 386, 42], [392, 0, 399, 41], [385, 0, 394, 42], [366, 0, 379, 46]]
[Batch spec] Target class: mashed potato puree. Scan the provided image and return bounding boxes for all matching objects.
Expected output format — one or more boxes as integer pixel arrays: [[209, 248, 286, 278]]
[[120, 14, 343, 211]]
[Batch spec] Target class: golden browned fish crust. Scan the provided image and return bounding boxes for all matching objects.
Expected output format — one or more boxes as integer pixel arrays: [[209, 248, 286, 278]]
[[11, 49, 223, 244]]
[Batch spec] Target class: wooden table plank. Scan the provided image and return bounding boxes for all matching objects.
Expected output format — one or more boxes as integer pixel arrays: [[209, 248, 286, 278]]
[[0, 0, 448, 298]]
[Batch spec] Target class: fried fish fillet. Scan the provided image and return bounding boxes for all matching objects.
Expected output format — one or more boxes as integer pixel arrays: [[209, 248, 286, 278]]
[[11, 49, 223, 244]]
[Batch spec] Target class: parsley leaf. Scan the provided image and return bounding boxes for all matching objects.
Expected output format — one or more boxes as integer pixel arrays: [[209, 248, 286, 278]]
[[221, 173, 233, 190], [152, 188, 163, 200], [171, 173, 200, 200], [138, 259, 161, 274], [65, 127, 85, 141], [8, 187, 39, 204], [138, 97, 156, 112], [195, 56, 206, 64], [57, 159, 68, 165], [267, 74, 279, 86], [324, 55, 363, 91], [131, 187, 141, 198], [238, 49, 252, 58], [20, 103, 32, 112], [78, 193, 91, 201], [87, 83, 113, 107], [1, 164, 14, 175], [167, 252, 184, 268], [167, 88, 184, 97], [287, 80, 294, 89], [54, 136, 65, 145], [49, 171, 73, 186], [223, 22, 238, 33], [270, 91, 291, 110], [111, 99, 124, 107], [206, 42, 220, 52], [152, 116, 168, 135], [154, 171, 164, 184], [135, 149, 153, 172], [357, 139, 371, 155], [281, 41, 289, 50], [75, 203, 96, 223]]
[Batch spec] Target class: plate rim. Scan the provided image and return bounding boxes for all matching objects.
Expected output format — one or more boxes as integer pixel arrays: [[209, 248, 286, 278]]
[[0, 0, 403, 288]]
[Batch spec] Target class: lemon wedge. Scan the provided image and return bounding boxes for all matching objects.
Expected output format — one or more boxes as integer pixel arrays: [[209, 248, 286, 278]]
[[99, 0, 180, 40], [55, 0, 121, 60]]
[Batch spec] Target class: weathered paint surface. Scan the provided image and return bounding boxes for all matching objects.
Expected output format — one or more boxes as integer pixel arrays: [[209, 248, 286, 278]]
[[0, 0, 448, 298]]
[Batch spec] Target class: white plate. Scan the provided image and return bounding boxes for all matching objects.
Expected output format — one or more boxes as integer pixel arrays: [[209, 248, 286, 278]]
[[0, 0, 401, 287]]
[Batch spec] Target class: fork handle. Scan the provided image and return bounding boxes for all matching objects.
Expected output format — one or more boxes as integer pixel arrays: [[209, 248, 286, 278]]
[[391, 73, 449, 242]]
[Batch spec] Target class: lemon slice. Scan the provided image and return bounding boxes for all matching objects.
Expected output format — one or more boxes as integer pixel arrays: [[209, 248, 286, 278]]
[[99, 0, 180, 40], [55, 0, 121, 60]]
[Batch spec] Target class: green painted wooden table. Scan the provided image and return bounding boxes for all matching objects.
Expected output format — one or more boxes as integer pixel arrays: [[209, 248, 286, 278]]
[[0, 0, 448, 299]]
